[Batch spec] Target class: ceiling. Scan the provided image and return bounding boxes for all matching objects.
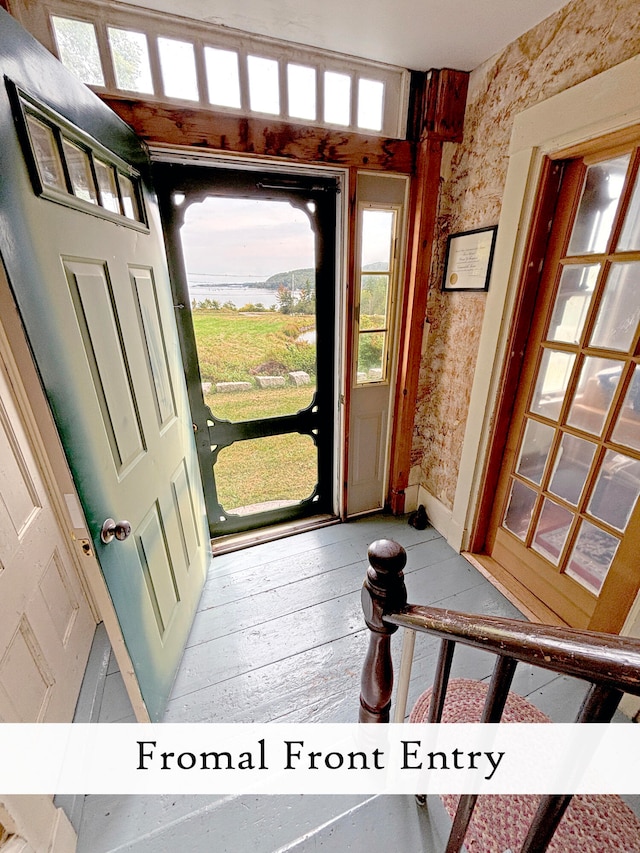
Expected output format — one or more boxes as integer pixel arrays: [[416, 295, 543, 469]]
[[118, 0, 569, 71]]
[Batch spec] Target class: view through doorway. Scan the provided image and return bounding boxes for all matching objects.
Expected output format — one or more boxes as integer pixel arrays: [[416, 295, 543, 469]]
[[154, 164, 339, 537]]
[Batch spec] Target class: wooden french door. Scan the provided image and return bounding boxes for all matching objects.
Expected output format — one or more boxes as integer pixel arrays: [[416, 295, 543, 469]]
[[488, 137, 640, 632]]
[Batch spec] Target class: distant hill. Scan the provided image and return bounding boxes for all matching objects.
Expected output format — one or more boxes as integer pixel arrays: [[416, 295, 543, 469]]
[[263, 268, 315, 290]]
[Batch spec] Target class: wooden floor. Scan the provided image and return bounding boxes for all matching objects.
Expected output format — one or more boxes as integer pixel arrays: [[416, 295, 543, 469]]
[[74, 514, 634, 852]]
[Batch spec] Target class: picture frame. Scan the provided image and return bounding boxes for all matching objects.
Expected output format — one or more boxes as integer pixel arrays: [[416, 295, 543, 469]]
[[441, 225, 497, 292]]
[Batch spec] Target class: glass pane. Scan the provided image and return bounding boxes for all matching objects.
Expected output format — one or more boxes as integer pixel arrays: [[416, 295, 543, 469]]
[[62, 140, 97, 204], [357, 331, 385, 382], [566, 356, 624, 435], [357, 78, 384, 131], [589, 262, 640, 352], [567, 155, 630, 255], [548, 433, 597, 505], [361, 209, 394, 270], [618, 167, 640, 251], [248, 56, 280, 115], [324, 71, 351, 126], [287, 64, 316, 120], [108, 28, 153, 94], [94, 160, 121, 214], [611, 365, 640, 451], [530, 349, 576, 421], [52, 16, 104, 86], [25, 116, 66, 191], [360, 274, 389, 329], [118, 173, 141, 221], [566, 520, 620, 595], [547, 264, 599, 344], [516, 419, 555, 485], [503, 479, 537, 540], [158, 37, 199, 101], [214, 433, 317, 514], [181, 196, 316, 419], [205, 47, 241, 108], [532, 498, 574, 565], [588, 450, 640, 531]]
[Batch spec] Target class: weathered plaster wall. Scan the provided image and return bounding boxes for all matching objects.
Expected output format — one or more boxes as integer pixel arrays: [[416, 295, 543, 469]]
[[413, 0, 640, 511]]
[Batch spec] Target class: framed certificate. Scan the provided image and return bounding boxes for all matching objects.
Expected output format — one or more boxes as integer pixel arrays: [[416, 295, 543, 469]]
[[441, 226, 497, 292]]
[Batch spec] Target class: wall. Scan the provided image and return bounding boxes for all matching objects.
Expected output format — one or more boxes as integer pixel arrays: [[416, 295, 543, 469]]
[[413, 0, 640, 511]]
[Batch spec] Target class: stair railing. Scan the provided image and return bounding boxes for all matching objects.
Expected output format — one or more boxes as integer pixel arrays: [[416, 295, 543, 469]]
[[359, 538, 640, 853]]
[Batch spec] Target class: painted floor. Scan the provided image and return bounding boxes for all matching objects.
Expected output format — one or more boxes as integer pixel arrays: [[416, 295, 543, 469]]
[[75, 514, 636, 852]]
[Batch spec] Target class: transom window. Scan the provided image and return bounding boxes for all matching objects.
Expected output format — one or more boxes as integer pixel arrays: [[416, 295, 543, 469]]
[[44, 0, 409, 138]]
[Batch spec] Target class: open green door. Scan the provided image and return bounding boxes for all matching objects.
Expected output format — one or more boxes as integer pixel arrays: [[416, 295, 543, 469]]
[[0, 9, 209, 720]]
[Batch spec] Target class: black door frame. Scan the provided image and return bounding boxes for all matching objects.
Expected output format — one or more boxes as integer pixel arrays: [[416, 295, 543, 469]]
[[153, 161, 339, 537]]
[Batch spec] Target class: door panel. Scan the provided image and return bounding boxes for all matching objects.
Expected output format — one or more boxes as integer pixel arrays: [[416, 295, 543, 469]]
[[0, 344, 95, 722], [154, 163, 338, 537], [0, 11, 209, 719], [488, 143, 640, 632]]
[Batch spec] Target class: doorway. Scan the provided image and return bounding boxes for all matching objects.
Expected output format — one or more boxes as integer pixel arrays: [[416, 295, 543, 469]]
[[154, 163, 340, 537], [484, 137, 640, 632]]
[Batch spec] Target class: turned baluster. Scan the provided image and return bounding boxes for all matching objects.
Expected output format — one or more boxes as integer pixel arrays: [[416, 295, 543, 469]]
[[359, 538, 408, 723]]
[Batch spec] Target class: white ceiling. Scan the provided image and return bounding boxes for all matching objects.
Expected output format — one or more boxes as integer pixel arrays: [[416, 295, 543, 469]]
[[119, 0, 569, 71]]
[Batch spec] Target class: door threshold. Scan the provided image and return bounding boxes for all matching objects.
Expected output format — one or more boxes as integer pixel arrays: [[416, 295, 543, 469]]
[[464, 552, 567, 627], [210, 514, 341, 555]]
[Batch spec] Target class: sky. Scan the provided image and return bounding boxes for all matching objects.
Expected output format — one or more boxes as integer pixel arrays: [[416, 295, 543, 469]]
[[180, 196, 316, 283]]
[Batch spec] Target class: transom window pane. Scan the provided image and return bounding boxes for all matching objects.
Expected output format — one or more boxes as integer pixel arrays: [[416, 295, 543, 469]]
[[52, 16, 105, 86], [548, 432, 597, 505], [62, 139, 98, 204], [611, 365, 640, 451], [588, 450, 640, 532], [566, 520, 620, 595], [589, 262, 640, 352], [324, 71, 351, 126], [205, 47, 241, 108], [25, 116, 66, 192], [247, 56, 280, 115], [516, 419, 555, 485], [357, 78, 384, 132], [108, 28, 153, 94], [547, 264, 599, 344], [566, 356, 624, 436], [530, 349, 575, 421], [567, 155, 630, 256], [287, 64, 316, 120], [158, 37, 199, 101]]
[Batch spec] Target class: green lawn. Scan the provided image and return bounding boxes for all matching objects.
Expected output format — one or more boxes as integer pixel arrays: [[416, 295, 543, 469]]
[[193, 309, 316, 383], [193, 310, 318, 510]]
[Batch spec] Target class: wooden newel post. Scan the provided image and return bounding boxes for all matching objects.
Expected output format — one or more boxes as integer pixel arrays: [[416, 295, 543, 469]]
[[359, 538, 408, 723]]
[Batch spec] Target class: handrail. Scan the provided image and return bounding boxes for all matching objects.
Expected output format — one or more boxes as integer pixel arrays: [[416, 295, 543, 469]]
[[385, 605, 640, 695], [358, 537, 640, 853]]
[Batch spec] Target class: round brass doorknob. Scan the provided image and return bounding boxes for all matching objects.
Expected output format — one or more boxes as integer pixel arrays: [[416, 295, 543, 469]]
[[101, 518, 132, 543]]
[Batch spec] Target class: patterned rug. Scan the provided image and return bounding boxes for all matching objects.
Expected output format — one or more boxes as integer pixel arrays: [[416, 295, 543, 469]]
[[409, 679, 640, 852]]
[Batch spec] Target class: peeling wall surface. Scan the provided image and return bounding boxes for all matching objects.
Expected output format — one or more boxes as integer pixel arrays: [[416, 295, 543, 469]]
[[414, 0, 640, 511]]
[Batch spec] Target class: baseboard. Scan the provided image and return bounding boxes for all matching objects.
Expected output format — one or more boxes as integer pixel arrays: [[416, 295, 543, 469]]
[[416, 486, 453, 542]]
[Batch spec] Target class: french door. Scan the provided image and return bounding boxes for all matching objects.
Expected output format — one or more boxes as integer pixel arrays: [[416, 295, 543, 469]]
[[154, 163, 338, 537], [488, 138, 640, 631]]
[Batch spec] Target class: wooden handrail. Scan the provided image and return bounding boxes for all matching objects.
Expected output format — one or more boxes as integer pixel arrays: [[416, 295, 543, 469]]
[[384, 605, 640, 695], [359, 538, 640, 853]]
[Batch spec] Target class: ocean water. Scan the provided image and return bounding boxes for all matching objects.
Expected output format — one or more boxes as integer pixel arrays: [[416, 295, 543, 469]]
[[189, 284, 281, 309]]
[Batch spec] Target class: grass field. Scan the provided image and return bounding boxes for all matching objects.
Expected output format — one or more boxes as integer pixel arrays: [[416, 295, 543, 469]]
[[194, 310, 318, 510]]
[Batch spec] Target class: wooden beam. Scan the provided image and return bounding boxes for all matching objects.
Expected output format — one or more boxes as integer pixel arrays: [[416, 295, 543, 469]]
[[387, 68, 469, 514], [102, 97, 415, 172]]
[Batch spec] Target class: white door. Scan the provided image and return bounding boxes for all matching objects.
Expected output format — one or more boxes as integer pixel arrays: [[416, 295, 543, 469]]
[[0, 12, 210, 720], [0, 318, 95, 723], [347, 173, 408, 515]]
